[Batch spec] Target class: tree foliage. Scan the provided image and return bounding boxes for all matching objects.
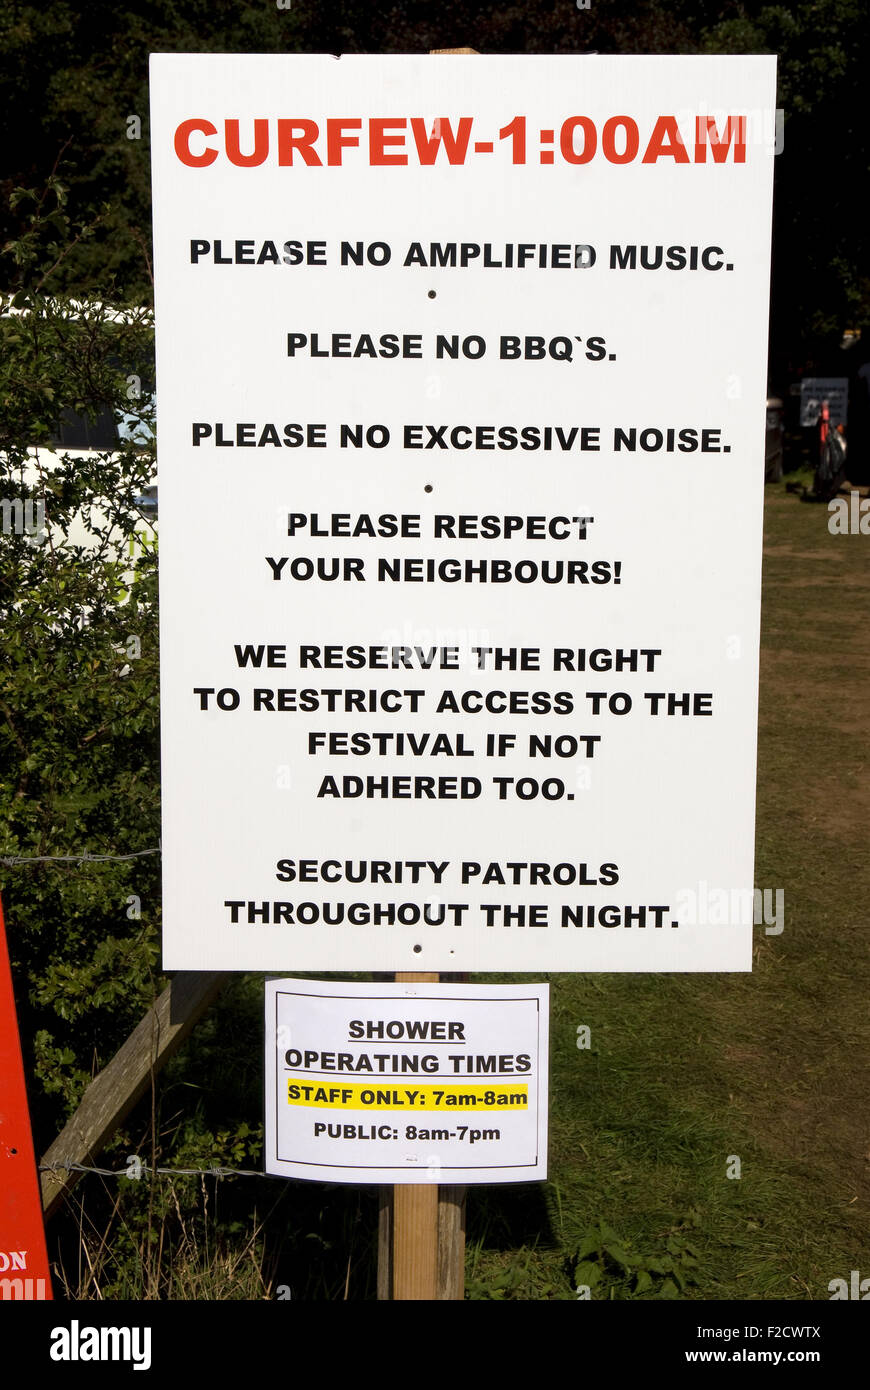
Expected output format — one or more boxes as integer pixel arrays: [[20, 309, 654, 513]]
[[1, 182, 159, 1126], [1, 190, 278, 1295], [1, 0, 867, 365]]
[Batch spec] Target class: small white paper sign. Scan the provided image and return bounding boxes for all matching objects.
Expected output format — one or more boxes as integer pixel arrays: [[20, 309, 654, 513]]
[[265, 979, 548, 1184], [799, 377, 848, 428]]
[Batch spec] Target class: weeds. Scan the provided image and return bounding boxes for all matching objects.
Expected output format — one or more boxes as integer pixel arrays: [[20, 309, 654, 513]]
[[567, 1214, 702, 1300]]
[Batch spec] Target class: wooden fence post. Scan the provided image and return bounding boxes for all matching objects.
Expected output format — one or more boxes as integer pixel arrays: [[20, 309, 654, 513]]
[[378, 970, 467, 1299], [380, 43, 479, 1301], [40, 971, 223, 1217]]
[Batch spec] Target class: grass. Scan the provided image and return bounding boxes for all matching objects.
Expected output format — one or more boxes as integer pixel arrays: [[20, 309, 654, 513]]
[[47, 480, 870, 1300], [464, 480, 870, 1299]]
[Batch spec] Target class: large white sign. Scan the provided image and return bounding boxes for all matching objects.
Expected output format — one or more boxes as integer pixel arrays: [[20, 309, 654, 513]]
[[264, 979, 548, 1184], [151, 54, 776, 971]]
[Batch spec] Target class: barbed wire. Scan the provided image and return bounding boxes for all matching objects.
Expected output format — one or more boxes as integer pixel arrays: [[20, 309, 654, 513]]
[[40, 1159, 263, 1180], [1, 847, 160, 866]]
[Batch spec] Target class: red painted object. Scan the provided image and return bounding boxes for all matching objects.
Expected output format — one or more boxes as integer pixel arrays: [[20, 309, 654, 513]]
[[0, 892, 52, 1298]]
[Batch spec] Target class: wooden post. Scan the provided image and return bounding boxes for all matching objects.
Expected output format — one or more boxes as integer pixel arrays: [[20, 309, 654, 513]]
[[378, 971, 467, 1299], [437, 1185, 467, 1300], [379, 1173, 467, 1300], [388, 970, 439, 1299], [393, 1184, 440, 1299], [40, 971, 223, 1217], [377, 43, 477, 1302]]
